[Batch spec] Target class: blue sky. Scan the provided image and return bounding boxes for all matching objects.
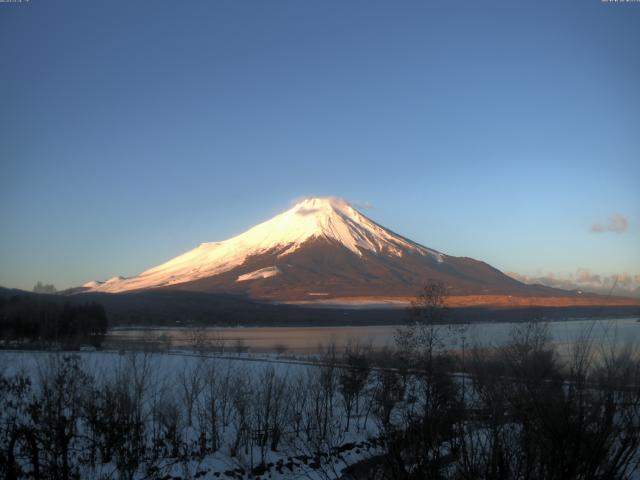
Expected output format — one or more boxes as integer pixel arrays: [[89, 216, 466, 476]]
[[1, 0, 639, 292]]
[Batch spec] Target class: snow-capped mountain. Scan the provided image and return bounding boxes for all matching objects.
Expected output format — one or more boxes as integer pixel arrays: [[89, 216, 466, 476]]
[[82, 197, 551, 300]]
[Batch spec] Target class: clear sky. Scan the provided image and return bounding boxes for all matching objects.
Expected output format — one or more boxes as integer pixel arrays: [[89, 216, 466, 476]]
[[1, 0, 639, 292]]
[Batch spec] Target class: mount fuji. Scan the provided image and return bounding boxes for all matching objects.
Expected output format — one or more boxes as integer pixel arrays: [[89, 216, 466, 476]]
[[81, 197, 568, 302]]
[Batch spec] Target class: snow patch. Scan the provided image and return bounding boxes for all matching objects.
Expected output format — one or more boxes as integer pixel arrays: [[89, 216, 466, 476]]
[[236, 266, 280, 282]]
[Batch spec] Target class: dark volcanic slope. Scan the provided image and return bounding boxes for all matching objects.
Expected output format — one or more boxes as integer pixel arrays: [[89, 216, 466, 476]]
[[167, 238, 563, 300]]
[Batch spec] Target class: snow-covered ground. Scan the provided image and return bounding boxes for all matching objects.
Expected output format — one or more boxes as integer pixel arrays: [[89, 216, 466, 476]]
[[0, 349, 382, 480], [3, 321, 639, 480]]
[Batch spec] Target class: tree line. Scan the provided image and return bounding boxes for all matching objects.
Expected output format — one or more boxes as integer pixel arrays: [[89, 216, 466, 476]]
[[0, 294, 108, 348]]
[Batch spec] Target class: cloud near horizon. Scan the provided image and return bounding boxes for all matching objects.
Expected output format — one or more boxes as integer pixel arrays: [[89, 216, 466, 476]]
[[507, 269, 640, 298], [591, 213, 628, 234]]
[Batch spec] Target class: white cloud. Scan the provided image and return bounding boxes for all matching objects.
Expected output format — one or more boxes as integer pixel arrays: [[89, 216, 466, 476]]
[[591, 213, 628, 234], [508, 269, 640, 298]]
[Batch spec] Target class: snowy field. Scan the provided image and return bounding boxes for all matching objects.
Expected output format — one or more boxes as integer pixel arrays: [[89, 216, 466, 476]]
[[2, 319, 640, 480], [0, 349, 382, 480]]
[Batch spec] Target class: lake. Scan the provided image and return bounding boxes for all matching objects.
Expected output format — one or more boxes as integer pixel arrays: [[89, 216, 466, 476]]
[[106, 317, 640, 354]]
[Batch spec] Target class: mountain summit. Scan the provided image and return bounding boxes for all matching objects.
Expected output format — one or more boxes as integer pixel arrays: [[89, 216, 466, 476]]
[[83, 197, 553, 300]]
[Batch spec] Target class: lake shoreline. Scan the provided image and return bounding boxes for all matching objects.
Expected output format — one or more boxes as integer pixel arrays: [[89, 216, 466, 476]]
[[108, 314, 640, 332], [107, 304, 640, 329]]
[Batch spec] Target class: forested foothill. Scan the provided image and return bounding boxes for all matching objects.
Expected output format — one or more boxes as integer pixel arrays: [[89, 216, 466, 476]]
[[0, 291, 108, 348]]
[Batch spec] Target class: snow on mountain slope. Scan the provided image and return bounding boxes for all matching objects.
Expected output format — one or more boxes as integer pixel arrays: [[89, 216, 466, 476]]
[[85, 197, 443, 293], [237, 266, 280, 282]]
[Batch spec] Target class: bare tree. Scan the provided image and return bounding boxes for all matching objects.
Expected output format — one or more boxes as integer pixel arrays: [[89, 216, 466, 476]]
[[177, 359, 204, 428], [36, 354, 92, 480], [198, 359, 221, 453], [274, 343, 288, 357], [0, 373, 39, 480], [251, 366, 290, 467], [229, 367, 251, 457], [210, 329, 227, 354], [233, 338, 247, 356], [188, 327, 209, 354], [287, 370, 310, 439], [339, 341, 371, 432], [396, 280, 457, 363]]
